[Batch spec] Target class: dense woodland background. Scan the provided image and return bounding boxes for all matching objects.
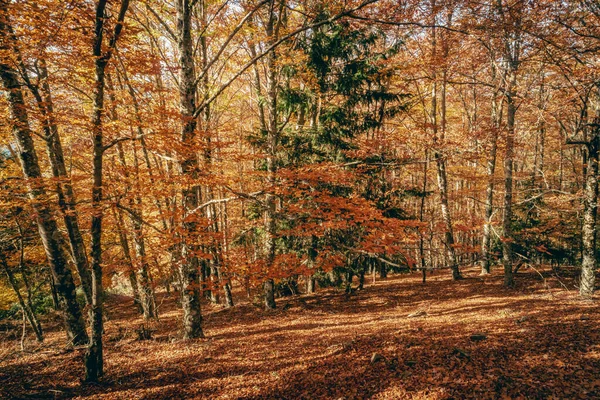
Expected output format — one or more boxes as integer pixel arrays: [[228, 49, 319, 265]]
[[1, 0, 600, 397]]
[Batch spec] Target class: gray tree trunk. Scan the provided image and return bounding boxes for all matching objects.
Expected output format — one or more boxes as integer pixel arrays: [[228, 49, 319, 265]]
[[176, 0, 204, 339], [0, 12, 88, 346], [501, 53, 520, 289], [116, 143, 156, 319], [0, 1, 93, 305], [579, 87, 600, 298], [481, 60, 504, 275], [580, 138, 598, 297], [429, 4, 460, 279], [262, 1, 285, 310]]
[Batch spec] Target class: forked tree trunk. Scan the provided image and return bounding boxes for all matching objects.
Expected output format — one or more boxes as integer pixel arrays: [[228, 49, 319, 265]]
[[0, 11, 88, 346], [5, 15, 93, 305]]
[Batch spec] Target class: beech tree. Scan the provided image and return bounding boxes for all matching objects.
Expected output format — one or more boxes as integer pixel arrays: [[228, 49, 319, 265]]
[[0, 0, 88, 346], [2, 0, 600, 389]]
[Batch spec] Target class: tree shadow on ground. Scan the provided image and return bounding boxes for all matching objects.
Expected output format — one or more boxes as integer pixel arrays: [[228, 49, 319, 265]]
[[1, 268, 599, 399]]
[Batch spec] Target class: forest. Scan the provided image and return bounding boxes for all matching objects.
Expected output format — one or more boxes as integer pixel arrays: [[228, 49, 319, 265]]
[[1, 0, 600, 398]]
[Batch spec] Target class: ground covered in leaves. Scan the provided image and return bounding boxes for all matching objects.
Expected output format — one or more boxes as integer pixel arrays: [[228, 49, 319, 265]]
[[1, 267, 600, 399]]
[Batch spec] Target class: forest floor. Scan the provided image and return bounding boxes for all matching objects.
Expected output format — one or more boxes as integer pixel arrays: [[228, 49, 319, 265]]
[[1, 266, 600, 399]]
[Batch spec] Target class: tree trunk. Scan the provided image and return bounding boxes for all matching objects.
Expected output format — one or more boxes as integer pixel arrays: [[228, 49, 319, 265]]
[[85, 45, 107, 387], [379, 262, 387, 279], [111, 206, 143, 313], [502, 63, 518, 288], [177, 0, 204, 339], [580, 139, 598, 298], [1, 254, 43, 342], [4, 13, 93, 305], [115, 142, 156, 320], [223, 282, 234, 308], [306, 235, 317, 293], [306, 276, 316, 293], [580, 91, 600, 297], [0, 17, 88, 346], [262, 1, 284, 310], [430, 1, 460, 280], [419, 149, 429, 283], [264, 279, 276, 310], [481, 62, 504, 275], [85, 0, 130, 382], [36, 59, 93, 305]]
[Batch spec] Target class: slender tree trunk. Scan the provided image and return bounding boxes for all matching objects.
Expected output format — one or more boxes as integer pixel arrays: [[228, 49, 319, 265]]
[[3, 14, 93, 305], [481, 66, 504, 275], [306, 276, 316, 293], [13, 219, 44, 336], [481, 129, 498, 275], [116, 143, 156, 319], [1, 254, 43, 342], [0, 14, 88, 346], [501, 43, 520, 288], [580, 88, 600, 298], [177, 0, 204, 339], [502, 67, 517, 288], [306, 235, 317, 293], [262, 1, 284, 310], [580, 139, 598, 298], [220, 198, 235, 308], [37, 60, 93, 305], [111, 206, 143, 313], [85, 0, 129, 382], [430, 4, 461, 279], [86, 46, 107, 386], [419, 150, 429, 283], [496, 0, 522, 288]]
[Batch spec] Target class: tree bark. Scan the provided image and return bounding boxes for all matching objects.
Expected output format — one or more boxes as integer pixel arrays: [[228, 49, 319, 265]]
[[0, 10, 93, 304], [1, 254, 43, 342], [0, 10, 88, 346], [116, 142, 156, 319], [262, 0, 285, 310], [430, 1, 460, 280], [580, 85, 600, 298], [29, 59, 94, 304], [580, 137, 598, 298], [176, 0, 204, 339], [418, 149, 429, 283], [112, 206, 143, 313], [501, 45, 520, 289], [85, 0, 130, 382], [481, 59, 504, 275]]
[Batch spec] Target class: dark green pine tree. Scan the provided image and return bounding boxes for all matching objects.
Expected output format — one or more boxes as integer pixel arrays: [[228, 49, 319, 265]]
[[245, 17, 413, 294]]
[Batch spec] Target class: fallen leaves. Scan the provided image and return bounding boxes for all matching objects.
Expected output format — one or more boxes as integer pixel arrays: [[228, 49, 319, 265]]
[[1, 267, 599, 399]]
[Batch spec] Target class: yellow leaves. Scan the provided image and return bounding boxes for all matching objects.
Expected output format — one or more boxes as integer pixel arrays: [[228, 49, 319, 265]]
[[0, 281, 17, 310]]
